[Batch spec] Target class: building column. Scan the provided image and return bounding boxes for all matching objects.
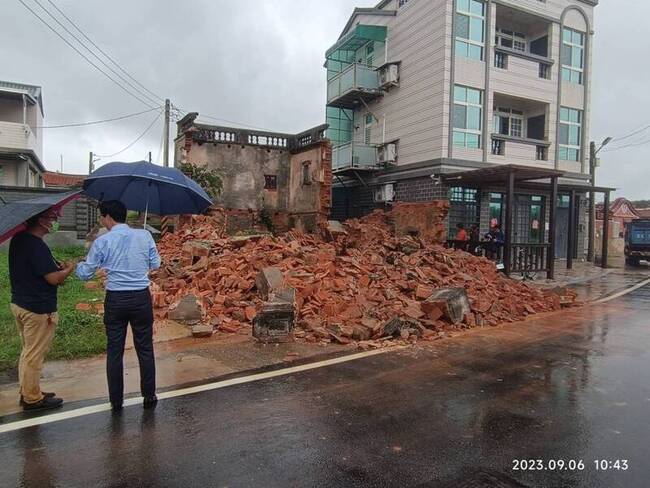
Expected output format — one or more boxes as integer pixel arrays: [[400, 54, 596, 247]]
[[548, 176, 558, 279], [601, 191, 610, 268], [504, 171, 515, 276], [567, 189, 576, 270]]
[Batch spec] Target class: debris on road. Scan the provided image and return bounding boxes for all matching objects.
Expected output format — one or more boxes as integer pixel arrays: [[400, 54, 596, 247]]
[[147, 205, 577, 348]]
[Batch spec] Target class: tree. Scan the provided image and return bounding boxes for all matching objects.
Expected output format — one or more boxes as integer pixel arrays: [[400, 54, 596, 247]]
[[179, 163, 223, 200]]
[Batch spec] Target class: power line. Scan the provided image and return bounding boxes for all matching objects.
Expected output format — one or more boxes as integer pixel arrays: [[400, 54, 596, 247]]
[[30, 0, 161, 108], [174, 105, 277, 132], [612, 124, 650, 144], [37, 106, 161, 128], [95, 109, 163, 158], [44, 0, 165, 105], [603, 137, 650, 153], [17, 0, 157, 109]]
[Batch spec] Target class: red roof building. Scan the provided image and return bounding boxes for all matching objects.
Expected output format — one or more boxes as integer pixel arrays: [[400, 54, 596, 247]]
[[42, 171, 85, 188]]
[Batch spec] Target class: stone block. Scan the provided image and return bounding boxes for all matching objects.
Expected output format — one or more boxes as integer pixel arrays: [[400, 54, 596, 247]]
[[425, 288, 471, 324], [255, 267, 284, 301], [168, 294, 202, 324], [253, 301, 295, 343]]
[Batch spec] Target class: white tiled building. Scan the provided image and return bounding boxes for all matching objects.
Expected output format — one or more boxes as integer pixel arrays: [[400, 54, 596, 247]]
[[327, 0, 598, 260]]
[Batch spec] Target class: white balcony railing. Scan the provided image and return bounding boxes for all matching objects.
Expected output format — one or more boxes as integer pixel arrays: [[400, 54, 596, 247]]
[[332, 142, 379, 171], [0, 121, 38, 154]]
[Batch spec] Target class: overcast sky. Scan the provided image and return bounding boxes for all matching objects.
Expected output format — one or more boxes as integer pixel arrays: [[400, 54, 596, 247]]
[[1, 0, 647, 199]]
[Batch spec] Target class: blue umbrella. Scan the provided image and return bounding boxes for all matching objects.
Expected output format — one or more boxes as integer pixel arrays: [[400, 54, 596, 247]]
[[83, 161, 213, 225]]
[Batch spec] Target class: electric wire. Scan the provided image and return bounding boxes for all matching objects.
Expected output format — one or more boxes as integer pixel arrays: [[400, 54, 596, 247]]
[[44, 0, 165, 105], [17, 0, 157, 109], [37, 107, 161, 128], [95, 109, 163, 159], [31, 0, 161, 108]]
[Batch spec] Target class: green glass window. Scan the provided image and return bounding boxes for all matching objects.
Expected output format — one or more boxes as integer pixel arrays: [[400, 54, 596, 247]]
[[326, 107, 353, 147], [455, 0, 485, 61], [562, 27, 584, 85], [559, 107, 582, 162], [453, 85, 482, 149]]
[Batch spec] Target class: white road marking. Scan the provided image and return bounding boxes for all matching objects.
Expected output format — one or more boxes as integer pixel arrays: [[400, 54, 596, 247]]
[[0, 347, 397, 434], [594, 277, 650, 304]]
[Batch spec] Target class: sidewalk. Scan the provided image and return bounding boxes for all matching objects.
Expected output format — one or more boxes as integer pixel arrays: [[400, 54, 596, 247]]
[[1, 259, 648, 417]]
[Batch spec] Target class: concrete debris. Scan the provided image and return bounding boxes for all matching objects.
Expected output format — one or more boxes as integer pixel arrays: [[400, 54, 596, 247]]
[[151, 206, 577, 348], [168, 294, 202, 324], [191, 323, 214, 338]]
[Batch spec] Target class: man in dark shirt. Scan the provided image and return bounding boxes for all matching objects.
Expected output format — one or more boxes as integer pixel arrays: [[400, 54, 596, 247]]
[[9, 208, 74, 411]]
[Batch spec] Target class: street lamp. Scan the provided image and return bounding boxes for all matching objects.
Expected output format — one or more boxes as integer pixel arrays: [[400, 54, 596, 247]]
[[587, 137, 613, 262]]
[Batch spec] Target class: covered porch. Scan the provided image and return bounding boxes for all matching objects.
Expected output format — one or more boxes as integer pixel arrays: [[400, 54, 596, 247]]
[[442, 164, 614, 279]]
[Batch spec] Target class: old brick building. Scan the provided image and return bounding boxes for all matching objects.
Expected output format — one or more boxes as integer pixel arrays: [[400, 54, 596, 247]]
[[174, 113, 332, 233]]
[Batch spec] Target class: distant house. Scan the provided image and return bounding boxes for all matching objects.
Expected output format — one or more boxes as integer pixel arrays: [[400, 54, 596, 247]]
[[596, 198, 640, 248], [636, 208, 650, 219], [0, 80, 46, 187], [42, 171, 85, 189]]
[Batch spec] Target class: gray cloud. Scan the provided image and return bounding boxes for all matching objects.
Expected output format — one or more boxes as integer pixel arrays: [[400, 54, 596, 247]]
[[1, 1, 646, 199]]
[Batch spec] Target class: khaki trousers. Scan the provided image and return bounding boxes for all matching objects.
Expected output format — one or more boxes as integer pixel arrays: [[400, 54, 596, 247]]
[[10, 304, 58, 404]]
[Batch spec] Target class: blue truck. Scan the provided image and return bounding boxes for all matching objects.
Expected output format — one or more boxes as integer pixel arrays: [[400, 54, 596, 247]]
[[625, 219, 650, 266]]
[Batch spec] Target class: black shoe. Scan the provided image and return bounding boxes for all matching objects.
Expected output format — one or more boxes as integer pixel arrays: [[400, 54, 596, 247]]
[[20, 392, 55, 406], [143, 395, 158, 409], [111, 402, 123, 413], [22, 396, 63, 412]]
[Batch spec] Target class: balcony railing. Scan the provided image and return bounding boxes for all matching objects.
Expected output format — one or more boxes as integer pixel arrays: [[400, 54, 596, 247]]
[[493, 46, 554, 81], [0, 121, 38, 154], [332, 142, 378, 172], [327, 64, 381, 109]]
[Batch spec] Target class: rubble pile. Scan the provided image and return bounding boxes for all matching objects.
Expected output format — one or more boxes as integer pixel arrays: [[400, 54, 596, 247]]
[[151, 208, 577, 346]]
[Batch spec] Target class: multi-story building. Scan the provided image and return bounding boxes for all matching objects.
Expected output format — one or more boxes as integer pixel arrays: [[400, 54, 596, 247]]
[[0, 80, 46, 188], [326, 0, 598, 261]]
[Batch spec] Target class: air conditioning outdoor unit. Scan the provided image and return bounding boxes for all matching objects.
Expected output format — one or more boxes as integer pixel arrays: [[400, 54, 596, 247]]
[[379, 64, 400, 88], [374, 183, 395, 203], [377, 143, 397, 164]]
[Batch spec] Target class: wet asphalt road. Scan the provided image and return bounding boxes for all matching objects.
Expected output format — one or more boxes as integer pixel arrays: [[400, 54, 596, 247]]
[[2, 286, 650, 487]]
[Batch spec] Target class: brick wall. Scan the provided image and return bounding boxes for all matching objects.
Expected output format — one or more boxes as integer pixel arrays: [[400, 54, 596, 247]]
[[387, 201, 450, 243], [395, 178, 450, 202]]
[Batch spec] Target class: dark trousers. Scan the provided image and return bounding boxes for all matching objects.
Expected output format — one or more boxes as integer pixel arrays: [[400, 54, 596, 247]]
[[104, 289, 156, 405]]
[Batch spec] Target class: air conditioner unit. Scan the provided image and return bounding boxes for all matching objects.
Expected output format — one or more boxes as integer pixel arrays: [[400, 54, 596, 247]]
[[374, 183, 395, 203], [379, 64, 400, 88], [377, 143, 397, 164]]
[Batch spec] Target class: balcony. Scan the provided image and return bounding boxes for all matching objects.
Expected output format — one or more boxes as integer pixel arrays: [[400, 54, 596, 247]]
[[327, 64, 381, 109], [491, 3, 555, 100], [0, 121, 38, 154], [332, 142, 379, 173]]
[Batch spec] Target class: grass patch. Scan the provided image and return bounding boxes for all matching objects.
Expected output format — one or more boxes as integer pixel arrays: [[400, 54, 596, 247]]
[[0, 246, 106, 372]]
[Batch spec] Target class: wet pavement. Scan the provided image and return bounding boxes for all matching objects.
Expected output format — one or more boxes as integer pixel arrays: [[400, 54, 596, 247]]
[[1, 283, 650, 487]]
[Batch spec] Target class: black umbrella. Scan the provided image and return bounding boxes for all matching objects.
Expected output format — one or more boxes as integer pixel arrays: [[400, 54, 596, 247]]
[[0, 190, 82, 245]]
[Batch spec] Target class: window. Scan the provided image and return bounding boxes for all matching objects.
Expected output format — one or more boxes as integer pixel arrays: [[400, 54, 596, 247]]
[[455, 0, 485, 61], [495, 28, 526, 52], [559, 107, 582, 161], [453, 85, 483, 149], [264, 175, 277, 190], [491, 138, 505, 155], [493, 107, 524, 138], [364, 113, 373, 144], [366, 43, 374, 67], [494, 51, 508, 69], [302, 162, 311, 186], [539, 63, 551, 80], [449, 187, 479, 234], [326, 107, 353, 147], [561, 27, 584, 84], [398, 0, 409, 7]]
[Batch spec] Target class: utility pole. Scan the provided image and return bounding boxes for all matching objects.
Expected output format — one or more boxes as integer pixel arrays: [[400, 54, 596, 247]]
[[148, 151, 152, 163], [163, 98, 170, 167], [587, 141, 597, 262], [88, 151, 95, 175], [587, 137, 613, 262]]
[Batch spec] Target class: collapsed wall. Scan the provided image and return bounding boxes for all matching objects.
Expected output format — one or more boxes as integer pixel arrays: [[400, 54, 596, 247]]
[[151, 204, 576, 347]]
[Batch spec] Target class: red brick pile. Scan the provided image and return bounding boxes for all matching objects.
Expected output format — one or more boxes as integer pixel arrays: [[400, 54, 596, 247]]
[[151, 208, 575, 346]]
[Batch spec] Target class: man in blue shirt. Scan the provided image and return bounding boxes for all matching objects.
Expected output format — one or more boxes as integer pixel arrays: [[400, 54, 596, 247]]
[[76, 200, 161, 411]]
